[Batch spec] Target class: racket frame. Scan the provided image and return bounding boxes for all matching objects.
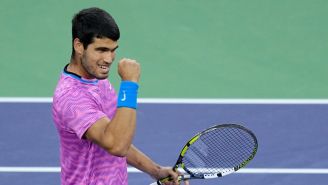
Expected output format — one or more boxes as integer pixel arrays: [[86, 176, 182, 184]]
[[176, 123, 258, 180], [155, 123, 258, 184]]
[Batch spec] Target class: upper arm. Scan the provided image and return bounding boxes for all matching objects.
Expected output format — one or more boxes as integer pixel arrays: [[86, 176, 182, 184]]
[[84, 116, 114, 151], [84, 116, 130, 157]]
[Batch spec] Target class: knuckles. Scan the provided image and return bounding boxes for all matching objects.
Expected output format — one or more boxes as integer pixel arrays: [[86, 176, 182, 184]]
[[118, 58, 140, 82], [119, 58, 139, 67], [118, 58, 140, 69]]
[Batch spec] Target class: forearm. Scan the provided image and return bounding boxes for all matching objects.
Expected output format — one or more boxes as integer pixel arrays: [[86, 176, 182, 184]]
[[127, 145, 161, 179], [127, 145, 186, 184]]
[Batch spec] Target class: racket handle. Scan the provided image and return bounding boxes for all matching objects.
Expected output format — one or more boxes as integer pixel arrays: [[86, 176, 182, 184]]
[[149, 180, 162, 185], [150, 175, 187, 185]]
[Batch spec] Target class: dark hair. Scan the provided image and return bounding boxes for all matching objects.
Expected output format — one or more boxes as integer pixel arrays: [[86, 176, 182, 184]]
[[71, 7, 120, 56]]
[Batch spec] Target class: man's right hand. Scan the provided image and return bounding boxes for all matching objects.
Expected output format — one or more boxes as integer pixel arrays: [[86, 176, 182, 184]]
[[118, 58, 140, 83]]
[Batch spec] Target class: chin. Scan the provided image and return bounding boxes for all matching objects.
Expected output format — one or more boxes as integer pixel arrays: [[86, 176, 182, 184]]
[[96, 74, 109, 80]]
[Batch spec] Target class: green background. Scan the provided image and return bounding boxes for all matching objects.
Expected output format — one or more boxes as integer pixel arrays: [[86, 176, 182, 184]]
[[1, 0, 327, 98]]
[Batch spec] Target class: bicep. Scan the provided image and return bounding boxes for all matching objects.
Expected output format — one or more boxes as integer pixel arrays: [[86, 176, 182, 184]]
[[84, 117, 114, 150]]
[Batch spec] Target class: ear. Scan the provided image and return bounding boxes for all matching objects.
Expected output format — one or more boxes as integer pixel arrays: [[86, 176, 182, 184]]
[[73, 38, 84, 55]]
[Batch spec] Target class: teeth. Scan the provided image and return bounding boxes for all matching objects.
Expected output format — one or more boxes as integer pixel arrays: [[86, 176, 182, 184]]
[[99, 65, 108, 69]]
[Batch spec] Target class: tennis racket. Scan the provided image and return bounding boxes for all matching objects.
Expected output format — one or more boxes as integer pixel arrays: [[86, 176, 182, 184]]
[[150, 123, 258, 185]]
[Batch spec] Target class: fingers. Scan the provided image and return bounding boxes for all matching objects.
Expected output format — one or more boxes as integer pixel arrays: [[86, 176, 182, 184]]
[[118, 58, 140, 83], [170, 173, 179, 185], [164, 170, 182, 185], [174, 173, 189, 185], [183, 180, 190, 185], [155, 167, 189, 185]]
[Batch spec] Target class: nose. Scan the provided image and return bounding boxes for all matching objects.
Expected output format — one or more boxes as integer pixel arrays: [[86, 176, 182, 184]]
[[104, 51, 115, 64]]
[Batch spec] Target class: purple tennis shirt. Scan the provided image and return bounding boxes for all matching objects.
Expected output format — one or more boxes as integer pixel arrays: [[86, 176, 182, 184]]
[[52, 67, 128, 185]]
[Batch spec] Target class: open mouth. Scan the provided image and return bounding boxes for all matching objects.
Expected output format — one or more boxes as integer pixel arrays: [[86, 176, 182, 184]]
[[98, 65, 110, 73], [98, 64, 109, 69]]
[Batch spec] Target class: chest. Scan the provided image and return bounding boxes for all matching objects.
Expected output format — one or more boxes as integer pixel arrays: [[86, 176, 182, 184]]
[[90, 81, 117, 119]]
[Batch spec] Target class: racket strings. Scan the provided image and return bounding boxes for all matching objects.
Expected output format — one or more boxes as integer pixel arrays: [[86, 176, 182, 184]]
[[206, 129, 252, 168], [225, 128, 255, 159], [182, 126, 256, 175], [218, 127, 255, 164]]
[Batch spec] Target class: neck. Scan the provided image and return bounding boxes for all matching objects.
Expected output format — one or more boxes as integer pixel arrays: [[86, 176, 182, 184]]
[[68, 57, 90, 78]]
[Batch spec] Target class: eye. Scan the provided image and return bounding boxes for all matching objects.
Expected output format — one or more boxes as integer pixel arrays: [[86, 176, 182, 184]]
[[96, 47, 109, 52], [95, 46, 119, 53]]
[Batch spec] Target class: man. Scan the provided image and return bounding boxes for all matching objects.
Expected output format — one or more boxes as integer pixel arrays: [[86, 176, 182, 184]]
[[52, 7, 188, 185]]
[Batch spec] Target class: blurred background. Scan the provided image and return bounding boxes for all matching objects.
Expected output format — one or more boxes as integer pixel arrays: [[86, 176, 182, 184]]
[[1, 0, 327, 98], [0, 0, 327, 185]]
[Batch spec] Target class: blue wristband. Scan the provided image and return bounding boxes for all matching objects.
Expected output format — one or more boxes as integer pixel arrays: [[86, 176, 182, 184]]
[[117, 81, 139, 109]]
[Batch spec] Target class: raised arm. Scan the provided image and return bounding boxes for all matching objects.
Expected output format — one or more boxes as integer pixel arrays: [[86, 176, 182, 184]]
[[85, 58, 140, 156]]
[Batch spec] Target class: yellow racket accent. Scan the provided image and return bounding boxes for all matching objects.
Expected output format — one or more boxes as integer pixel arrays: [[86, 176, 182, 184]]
[[181, 135, 200, 156]]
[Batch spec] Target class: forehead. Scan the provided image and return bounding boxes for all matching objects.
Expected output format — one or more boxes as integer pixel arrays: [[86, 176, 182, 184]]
[[90, 37, 118, 48]]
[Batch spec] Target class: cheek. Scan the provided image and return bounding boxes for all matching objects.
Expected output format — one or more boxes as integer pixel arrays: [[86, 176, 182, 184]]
[[84, 52, 100, 64], [82, 54, 95, 71], [111, 52, 116, 61]]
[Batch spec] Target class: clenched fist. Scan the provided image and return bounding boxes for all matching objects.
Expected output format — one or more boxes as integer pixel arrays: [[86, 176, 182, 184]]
[[118, 58, 140, 83]]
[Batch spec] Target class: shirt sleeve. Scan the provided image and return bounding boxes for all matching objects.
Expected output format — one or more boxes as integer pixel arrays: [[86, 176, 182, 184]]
[[59, 90, 107, 139]]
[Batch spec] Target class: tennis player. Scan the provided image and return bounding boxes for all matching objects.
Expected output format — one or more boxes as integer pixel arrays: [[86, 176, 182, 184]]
[[52, 7, 188, 185]]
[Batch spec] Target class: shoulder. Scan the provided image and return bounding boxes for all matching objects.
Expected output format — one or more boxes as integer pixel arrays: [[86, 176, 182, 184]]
[[53, 75, 98, 106]]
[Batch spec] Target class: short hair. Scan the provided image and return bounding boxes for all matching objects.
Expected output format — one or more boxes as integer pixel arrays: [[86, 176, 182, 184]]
[[71, 7, 120, 56]]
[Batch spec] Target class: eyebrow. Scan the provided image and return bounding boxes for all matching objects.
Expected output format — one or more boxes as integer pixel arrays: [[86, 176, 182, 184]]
[[95, 45, 119, 52]]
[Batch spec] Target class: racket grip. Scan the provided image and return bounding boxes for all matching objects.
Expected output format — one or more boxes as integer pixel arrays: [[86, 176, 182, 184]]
[[149, 180, 162, 185]]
